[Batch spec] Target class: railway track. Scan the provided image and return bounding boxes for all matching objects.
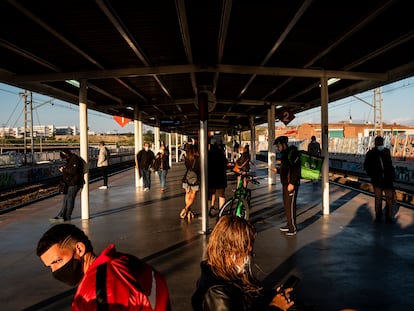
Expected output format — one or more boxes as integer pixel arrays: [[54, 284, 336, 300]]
[[0, 161, 135, 214]]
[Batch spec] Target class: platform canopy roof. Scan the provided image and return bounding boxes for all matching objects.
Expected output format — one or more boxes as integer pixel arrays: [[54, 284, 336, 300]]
[[1, 0, 413, 134]]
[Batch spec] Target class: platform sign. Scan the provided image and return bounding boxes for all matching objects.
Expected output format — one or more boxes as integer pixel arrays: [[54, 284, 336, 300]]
[[113, 116, 131, 127], [160, 119, 181, 126], [278, 109, 295, 125]]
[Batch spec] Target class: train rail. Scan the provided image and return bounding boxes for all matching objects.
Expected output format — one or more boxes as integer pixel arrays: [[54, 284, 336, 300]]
[[0, 160, 135, 214]]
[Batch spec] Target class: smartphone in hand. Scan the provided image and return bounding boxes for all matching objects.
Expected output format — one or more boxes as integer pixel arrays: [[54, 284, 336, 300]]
[[280, 275, 300, 291]]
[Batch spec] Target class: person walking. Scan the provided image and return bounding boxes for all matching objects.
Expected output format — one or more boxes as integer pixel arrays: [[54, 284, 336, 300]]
[[364, 135, 395, 223], [153, 145, 170, 192], [235, 145, 251, 188], [50, 150, 84, 222], [271, 136, 301, 236], [307, 135, 321, 156], [36, 223, 171, 311], [97, 141, 110, 189], [208, 141, 228, 217], [191, 215, 294, 311], [136, 142, 155, 192], [180, 144, 200, 221]]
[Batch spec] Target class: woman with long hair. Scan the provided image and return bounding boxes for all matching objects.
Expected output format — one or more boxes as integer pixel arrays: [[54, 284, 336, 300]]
[[192, 215, 294, 311], [180, 144, 200, 220]]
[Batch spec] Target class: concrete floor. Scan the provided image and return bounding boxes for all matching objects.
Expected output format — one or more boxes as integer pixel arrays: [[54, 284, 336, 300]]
[[1, 162, 413, 311]]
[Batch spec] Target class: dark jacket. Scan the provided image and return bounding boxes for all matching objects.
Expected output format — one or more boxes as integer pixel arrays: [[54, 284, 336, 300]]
[[137, 149, 155, 170], [152, 151, 170, 171], [62, 153, 84, 187], [364, 146, 394, 188], [279, 145, 301, 186], [208, 145, 228, 189], [236, 151, 250, 173], [191, 261, 275, 311]]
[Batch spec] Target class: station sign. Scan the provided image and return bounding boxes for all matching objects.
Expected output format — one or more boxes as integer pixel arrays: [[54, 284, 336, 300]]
[[278, 109, 295, 125], [113, 116, 131, 127], [160, 119, 181, 126]]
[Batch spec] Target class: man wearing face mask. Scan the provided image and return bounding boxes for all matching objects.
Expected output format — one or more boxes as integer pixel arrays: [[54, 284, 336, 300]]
[[36, 224, 171, 311], [136, 142, 155, 192], [364, 136, 396, 223]]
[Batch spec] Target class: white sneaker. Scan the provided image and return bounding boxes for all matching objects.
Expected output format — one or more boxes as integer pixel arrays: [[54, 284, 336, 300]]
[[144, 187, 150, 192], [99, 185, 108, 189]]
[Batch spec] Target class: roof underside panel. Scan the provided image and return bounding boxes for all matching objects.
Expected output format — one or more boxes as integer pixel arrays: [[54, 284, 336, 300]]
[[0, 0, 413, 133]]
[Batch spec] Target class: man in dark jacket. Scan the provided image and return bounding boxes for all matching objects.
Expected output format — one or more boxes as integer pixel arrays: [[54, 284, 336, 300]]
[[271, 136, 301, 236], [136, 142, 155, 192], [50, 150, 84, 222], [364, 136, 395, 223]]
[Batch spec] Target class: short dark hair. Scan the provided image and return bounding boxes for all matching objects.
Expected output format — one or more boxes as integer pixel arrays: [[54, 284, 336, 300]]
[[274, 135, 288, 145], [36, 224, 93, 256], [374, 136, 384, 146]]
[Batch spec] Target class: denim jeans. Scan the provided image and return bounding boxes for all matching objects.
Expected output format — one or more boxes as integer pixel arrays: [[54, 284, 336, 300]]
[[157, 170, 168, 189], [58, 185, 81, 220], [142, 169, 151, 189]]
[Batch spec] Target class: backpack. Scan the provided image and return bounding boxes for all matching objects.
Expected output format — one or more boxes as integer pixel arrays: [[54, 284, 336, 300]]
[[185, 159, 199, 186]]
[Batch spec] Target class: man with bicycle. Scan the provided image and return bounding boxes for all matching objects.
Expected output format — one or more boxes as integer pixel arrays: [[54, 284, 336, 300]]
[[271, 136, 301, 236]]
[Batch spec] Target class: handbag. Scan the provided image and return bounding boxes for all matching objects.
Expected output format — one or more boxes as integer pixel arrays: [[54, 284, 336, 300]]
[[185, 159, 198, 186]]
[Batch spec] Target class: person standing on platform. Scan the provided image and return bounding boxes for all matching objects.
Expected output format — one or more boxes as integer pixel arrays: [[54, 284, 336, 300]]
[[36, 223, 171, 311], [180, 144, 200, 221], [50, 150, 84, 222], [153, 144, 170, 192], [208, 141, 228, 217], [307, 135, 321, 156], [136, 142, 155, 192], [97, 141, 110, 189], [364, 135, 395, 223], [271, 136, 301, 236]]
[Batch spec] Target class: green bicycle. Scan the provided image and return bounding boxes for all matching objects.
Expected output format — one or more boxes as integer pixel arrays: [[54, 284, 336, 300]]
[[218, 173, 259, 220]]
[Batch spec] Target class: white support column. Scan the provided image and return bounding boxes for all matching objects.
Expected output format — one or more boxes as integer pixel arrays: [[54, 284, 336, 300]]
[[198, 91, 209, 234], [154, 125, 160, 154], [79, 79, 89, 220], [320, 77, 330, 215], [175, 132, 179, 163], [168, 132, 172, 167], [249, 115, 256, 165], [134, 109, 143, 188], [268, 104, 276, 185]]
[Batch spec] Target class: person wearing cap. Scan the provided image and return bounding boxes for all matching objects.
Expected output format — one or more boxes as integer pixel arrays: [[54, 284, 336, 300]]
[[363, 136, 395, 223], [271, 136, 301, 236], [50, 150, 85, 222]]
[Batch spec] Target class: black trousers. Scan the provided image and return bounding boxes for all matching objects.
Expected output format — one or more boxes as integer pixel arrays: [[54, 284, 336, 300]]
[[100, 166, 108, 186], [282, 184, 299, 232]]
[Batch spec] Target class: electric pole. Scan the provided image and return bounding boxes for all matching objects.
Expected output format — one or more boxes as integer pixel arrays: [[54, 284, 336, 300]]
[[19, 90, 34, 165]]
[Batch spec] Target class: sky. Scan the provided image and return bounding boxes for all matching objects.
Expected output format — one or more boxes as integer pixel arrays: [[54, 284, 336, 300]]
[[0, 77, 413, 134]]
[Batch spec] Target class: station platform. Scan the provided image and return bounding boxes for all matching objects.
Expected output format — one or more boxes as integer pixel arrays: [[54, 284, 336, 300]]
[[1, 162, 413, 311]]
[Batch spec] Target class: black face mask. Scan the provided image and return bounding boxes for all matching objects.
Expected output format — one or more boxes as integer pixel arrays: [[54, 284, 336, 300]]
[[52, 254, 83, 286]]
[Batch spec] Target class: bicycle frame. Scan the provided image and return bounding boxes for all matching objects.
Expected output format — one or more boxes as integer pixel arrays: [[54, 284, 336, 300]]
[[218, 173, 257, 220]]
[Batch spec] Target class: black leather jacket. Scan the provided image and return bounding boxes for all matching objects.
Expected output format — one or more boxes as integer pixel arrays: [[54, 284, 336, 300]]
[[192, 261, 277, 311]]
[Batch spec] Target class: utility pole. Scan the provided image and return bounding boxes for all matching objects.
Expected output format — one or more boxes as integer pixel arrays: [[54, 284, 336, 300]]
[[373, 87, 383, 136], [19, 90, 34, 165], [353, 87, 383, 136]]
